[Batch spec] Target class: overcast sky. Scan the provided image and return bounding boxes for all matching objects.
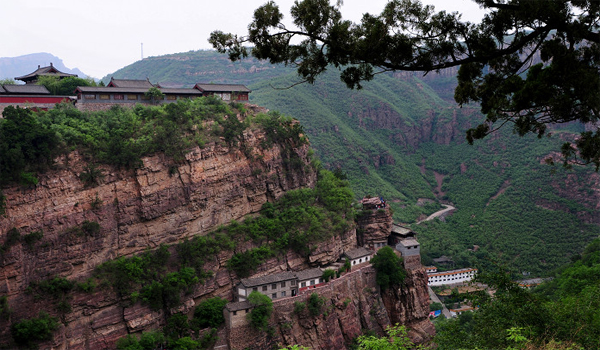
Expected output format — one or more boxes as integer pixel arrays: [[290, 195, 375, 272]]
[[1, 0, 486, 79]]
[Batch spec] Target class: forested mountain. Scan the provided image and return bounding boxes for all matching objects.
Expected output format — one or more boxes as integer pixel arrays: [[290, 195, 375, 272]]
[[106, 50, 599, 278]]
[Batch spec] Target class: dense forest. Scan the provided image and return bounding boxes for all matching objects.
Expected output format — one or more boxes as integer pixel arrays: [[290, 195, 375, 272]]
[[106, 50, 599, 279]]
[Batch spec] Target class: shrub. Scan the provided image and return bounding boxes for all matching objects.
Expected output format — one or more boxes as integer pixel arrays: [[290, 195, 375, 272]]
[[370, 246, 406, 291], [293, 301, 306, 314], [192, 297, 228, 329], [23, 230, 43, 249], [247, 291, 273, 330], [11, 311, 59, 347], [81, 220, 101, 236], [307, 293, 326, 316], [322, 269, 336, 282], [0, 296, 11, 320], [79, 163, 104, 186]]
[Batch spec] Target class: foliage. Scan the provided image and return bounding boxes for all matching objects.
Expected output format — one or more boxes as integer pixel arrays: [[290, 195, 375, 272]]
[[370, 246, 406, 291], [355, 324, 417, 350], [226, 169, 354, 277], [22, 230, 43, 249], [116, 331, 166, 350], [211, 0, 600, 168], [11, 311, 59, 348], [36, 75, 97, 95], [192, 297, 228, 329], [247, 291, 273, 330], [321, 269, 336, 282], [0, 190, 5, 216], [435, 240, 600, 349], [429, 302, 443, 312], [293, 301, 306, 314], [144, 87, 165, 104], [0, 295, 11, 320], [0, 106, 60, 185], [79, 163, 104, 186], [307, 293, 326, 316]]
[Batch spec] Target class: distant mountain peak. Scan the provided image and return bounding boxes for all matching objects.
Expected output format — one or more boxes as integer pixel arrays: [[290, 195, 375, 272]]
[[0, 52, 88, 80]]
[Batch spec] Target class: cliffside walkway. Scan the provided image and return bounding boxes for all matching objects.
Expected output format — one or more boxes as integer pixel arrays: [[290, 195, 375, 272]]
[[427, 286, 452, 318]]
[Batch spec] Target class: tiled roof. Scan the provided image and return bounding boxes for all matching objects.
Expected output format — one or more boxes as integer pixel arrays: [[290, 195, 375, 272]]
[[75, 86, 200, 95], [0, 85, 5, 93], [225, 300, 252, 312], [295, 268, 323, 281], [391, 223, 413, 236], [1, 84, 50, 95], [194, 83, 251, 93], [240, 271, 297, 288], [398, 239, 419, 247], [108, 78, 155, 89], [15, 64, 77, 81], [344, 247, 372, 260]]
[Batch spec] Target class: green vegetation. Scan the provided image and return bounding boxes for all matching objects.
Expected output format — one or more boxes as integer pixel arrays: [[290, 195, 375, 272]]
[[354, 324, 418, 350], [307, 293, 326, 316], [370, 246, 406, 291], [191, 296, 228, 329], [11, 311, 59, 348], [36, 75, 97, 95], [0, 295, 11, 320], [22, 230, 43, 249], [321, 269, 336, 282], [247, 291, 273, 330], [144, 87, 165, 104], [225, 169, 354, 277], [435, 238, 600, 349]]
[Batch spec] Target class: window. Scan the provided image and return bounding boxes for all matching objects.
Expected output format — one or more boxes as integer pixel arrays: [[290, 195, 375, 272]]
[[84, 94, 96, 99], [301, 282, 306, 287], [281, 291, 286, 297], [245, 309, 249, 314], [359, 258, 362, 263], [281, 281, 286, 288], [167, 95, 177, 100], [114, 94, 124, 100], [233, 311, 237, 315], [319, 278, 324, 283], [310, 280, 315, 286], [272, 283, 277, 290], [127, 94, 138, 100], [291, 280, 296, 286], [262, 286, 267, 291], [272, 293, 277, 299], [253, 287, 258, 292], [99, 94, 110, 100]]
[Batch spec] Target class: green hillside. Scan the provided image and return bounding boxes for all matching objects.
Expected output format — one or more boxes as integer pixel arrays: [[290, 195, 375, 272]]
[[105, 50, 600, 277]]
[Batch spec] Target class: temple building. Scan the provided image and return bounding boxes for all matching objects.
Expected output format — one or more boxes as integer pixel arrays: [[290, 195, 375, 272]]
[[15, 63, 77, 84]]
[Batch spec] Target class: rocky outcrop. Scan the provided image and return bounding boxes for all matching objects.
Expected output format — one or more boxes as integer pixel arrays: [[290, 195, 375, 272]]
[[356, 206, 393, 248], [0, 126, 317, 349], [229, 265, 434, 350]]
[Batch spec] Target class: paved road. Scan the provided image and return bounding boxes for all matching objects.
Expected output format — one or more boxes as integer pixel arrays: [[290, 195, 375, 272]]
[[417, 204, 456, 224], [428, 286, 452, 318]]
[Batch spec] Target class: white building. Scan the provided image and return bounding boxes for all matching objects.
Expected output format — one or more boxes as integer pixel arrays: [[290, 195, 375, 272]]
[[427, 267, 477, 286]]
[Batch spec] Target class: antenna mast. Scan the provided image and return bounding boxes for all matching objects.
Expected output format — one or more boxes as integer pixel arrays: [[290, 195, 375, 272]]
[[141, 43, 144, 60]]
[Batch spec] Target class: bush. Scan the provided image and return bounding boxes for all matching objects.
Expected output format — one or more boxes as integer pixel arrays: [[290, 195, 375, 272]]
[[11, 311, 59, 347], [322, 269, 336, 282], [370, 246, 406, 291], [307, 293, 326, 316], [293, 301, 306, 314], [247, 291, 273, 330], [23, 230, 43, 249], [192, 297, 228, 329]]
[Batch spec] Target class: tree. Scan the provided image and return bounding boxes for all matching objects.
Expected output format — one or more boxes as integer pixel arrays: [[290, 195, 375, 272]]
[[145, 87, 165, 104], [370, 246, 406, 291], [247, 291, 274, 330], [37, 75, 96, 95], [192, 296, 228, 329], [210, 0, 600, 169], [355, 324, 416, 350]]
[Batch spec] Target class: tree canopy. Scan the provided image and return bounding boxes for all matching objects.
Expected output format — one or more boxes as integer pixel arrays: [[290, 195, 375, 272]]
[[210, 0, 600, 169]]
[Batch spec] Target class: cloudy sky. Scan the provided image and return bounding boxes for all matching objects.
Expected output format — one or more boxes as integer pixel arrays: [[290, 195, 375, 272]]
[[1, 0, 485, 79]]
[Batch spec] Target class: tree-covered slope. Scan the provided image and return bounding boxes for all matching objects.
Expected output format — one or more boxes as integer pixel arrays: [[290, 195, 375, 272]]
[[104, 50, 599, 277]]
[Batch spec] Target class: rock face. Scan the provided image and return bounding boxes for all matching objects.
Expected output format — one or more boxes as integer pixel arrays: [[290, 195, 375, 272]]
[[0, 126, 317, 349], [0, 119, 434, 349], [228, 265, 434, 350]]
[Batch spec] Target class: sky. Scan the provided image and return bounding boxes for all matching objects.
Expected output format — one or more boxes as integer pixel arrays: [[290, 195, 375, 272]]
[[1, 0, 486, 79]]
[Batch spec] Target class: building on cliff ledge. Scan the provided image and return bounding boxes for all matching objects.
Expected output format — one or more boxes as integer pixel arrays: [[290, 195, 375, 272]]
[[224, 300, 253, 328], [427, 267, 477, 286], [236, 271, 298, 301], [343, 247, 373, 269]]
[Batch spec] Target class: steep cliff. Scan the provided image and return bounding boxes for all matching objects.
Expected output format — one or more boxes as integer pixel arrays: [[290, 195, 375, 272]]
[[0, 123, 319, 349]]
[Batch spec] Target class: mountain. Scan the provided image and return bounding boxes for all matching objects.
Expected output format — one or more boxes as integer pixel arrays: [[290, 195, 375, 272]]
[[0, 52, 88, 81], [106, 50, 599, 277]]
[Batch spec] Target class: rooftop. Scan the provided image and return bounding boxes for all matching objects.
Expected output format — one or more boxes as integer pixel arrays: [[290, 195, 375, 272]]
[[295, 268, 323, 281], [398, 239, 420, 247], [15, 63, 77, 82], [108, 78, 155, 89], [1, 84, 50, 95], [391, 223, 413, 236], [344, 247, 372, 260], [240, 271, 297, 288], [225, 300, 252, 312], [194, 83, 251, 93]]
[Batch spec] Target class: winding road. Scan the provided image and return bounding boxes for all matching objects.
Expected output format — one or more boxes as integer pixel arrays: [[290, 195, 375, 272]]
[[417, 204, 456, 224]]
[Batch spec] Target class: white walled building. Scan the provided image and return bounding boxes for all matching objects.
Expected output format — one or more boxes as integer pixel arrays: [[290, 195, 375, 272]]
[[427, 268, 477, 286]]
